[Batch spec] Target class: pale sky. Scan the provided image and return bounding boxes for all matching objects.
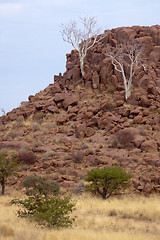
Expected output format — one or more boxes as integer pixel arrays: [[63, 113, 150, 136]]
[[0, 0, 160, 115]]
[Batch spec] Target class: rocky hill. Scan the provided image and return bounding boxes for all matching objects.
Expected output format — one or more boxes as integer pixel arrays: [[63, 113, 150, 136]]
[[0, 25, 160, 194]]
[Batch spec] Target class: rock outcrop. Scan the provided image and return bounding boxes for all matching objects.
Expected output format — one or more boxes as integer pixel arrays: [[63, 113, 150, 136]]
[[0, 25, 160, 194]]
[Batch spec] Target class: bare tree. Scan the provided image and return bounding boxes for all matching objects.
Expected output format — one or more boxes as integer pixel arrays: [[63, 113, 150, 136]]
[[61, 16, 106, 77], [1, 108, 5, 116], [106, 41, 144, 100]]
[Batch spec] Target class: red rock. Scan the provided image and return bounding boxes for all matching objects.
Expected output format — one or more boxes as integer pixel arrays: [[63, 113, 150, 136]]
[[149, 46, 160, 64], [88, 103, 100, 114], [141, 140, 158, 152], [133, 135, 145, 148], [68, 106, 79, 113], [47, 105, 59, 113], [85, 111, 94, 119], [138, 75, 151, 89], [116, 100, 124, 107], [135, 36, 153, 55], [54, 93, 65, 102], [66, 61, 74, 70], [35, 103, 43, 110], [85, 127, 95, 137], [100, 99, 116, 111], [142, 109, 150, 116], [133, 115, 143, 124], [155, 161, 160, 167], [98, 117, 112, 129], [106, 149, 129, 160], [75, 123, 87, 138], [63, 94, 77, 109], [139, 95, 151, 107], [28, 95, 35, 101], [51, 83, 62, 94], [109, 38, 117, 47], [144, 183, 153, 194], [67, 113, 77, 121], [116, 27, 136, 42], [132, 179, 141, 188], [73, 66, 81, 81], [56, 115, 67, 124]]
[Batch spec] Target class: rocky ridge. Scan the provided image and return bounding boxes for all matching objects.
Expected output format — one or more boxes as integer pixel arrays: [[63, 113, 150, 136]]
[[0, 25, 160, 194]]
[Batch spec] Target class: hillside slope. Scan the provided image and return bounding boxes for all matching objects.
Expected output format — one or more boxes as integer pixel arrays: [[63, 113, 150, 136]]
[[0, 25, 160, 193]]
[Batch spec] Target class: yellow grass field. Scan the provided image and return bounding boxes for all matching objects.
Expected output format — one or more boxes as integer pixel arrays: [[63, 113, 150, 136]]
[[0, 190, 160, 240]]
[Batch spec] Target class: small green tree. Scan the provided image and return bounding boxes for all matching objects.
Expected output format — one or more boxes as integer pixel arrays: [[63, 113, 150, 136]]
[[11, 175, 75, 228], [85, 166, 132, 199], [0, 152, 19, 195], [23, 175, 59, 197], [11, 195, 75, 228]]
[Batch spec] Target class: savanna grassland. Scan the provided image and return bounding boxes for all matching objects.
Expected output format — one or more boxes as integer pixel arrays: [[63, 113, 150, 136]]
[[0, 189, 160, 240]]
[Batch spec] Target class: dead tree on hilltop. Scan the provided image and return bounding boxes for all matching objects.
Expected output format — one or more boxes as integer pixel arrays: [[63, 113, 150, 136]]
[[106, 41, 144, 100], [61, 16, 107, 77]]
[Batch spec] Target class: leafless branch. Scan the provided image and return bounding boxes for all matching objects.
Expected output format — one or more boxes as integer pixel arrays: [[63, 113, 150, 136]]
[[61, 16, 107, 77], [106, 41, 144, 100]]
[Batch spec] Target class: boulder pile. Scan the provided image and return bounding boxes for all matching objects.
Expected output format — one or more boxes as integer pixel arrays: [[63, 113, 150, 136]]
[[0, 25, 160, 194]]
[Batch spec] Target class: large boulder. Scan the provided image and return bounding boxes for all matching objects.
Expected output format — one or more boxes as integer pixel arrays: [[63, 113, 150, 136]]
[[149, 46, 160, 65], [47, 105, 59, 114], [141, 140, 158, 152], [75, 123, 87, 138], [54, 93, 65, 102], [63, 93, 78, 109]]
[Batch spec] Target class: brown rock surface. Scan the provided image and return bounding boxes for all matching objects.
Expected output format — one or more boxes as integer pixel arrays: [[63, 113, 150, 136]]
[[141, 140, 158, 152], [1, 25, 160, 194]]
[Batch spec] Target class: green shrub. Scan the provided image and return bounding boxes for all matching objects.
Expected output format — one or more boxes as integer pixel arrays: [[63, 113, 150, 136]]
[[11, 195, 75, 228], [85, 166, 132, 199], [23, 175, 59, 197], [0, 152, 19, 195]]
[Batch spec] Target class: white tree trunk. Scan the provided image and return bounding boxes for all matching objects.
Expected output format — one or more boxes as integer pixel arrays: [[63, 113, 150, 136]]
[[125, 77, 132, 100], [80, 57, 85, 77], [125, 85, 131, 100]]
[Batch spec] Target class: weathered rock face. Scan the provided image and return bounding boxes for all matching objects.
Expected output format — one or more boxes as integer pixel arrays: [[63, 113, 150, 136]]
[[0, 25, 160, 194]]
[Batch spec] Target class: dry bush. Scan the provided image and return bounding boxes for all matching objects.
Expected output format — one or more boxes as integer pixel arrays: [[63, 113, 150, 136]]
[[17, 151, 37, 165], [20, 143, 30, 152], [113, 129, 136, 149], [13, 116, 25, 127], [32, 141, 42, 148], [33, 112, 46, 124], [44, 150, 55, 160], [71, 150, 84, 163], [0, 124, 5, 131], [44, 122, 57, 130], [5, 130, 24, 139], [31, 122, 40, 131]]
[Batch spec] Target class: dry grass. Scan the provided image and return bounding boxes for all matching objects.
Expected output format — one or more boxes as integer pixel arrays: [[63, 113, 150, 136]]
[[0, 191, 160, 240]]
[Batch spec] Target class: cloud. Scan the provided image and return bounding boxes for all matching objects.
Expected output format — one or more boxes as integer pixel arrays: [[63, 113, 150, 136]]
[[0, 3, 24, 17]]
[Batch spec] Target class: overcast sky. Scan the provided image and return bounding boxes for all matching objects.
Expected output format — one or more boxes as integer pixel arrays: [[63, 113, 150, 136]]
[[0, 0, 160, 116]]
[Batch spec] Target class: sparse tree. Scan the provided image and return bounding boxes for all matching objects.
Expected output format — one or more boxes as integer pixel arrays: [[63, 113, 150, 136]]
[[0, 153, 19, 195], [11, 195, 75, 228], [61, 16, 106, 77], [106, 41, 144, 100], [23, 175, 59, 197], [85, 166, 132, 199]]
